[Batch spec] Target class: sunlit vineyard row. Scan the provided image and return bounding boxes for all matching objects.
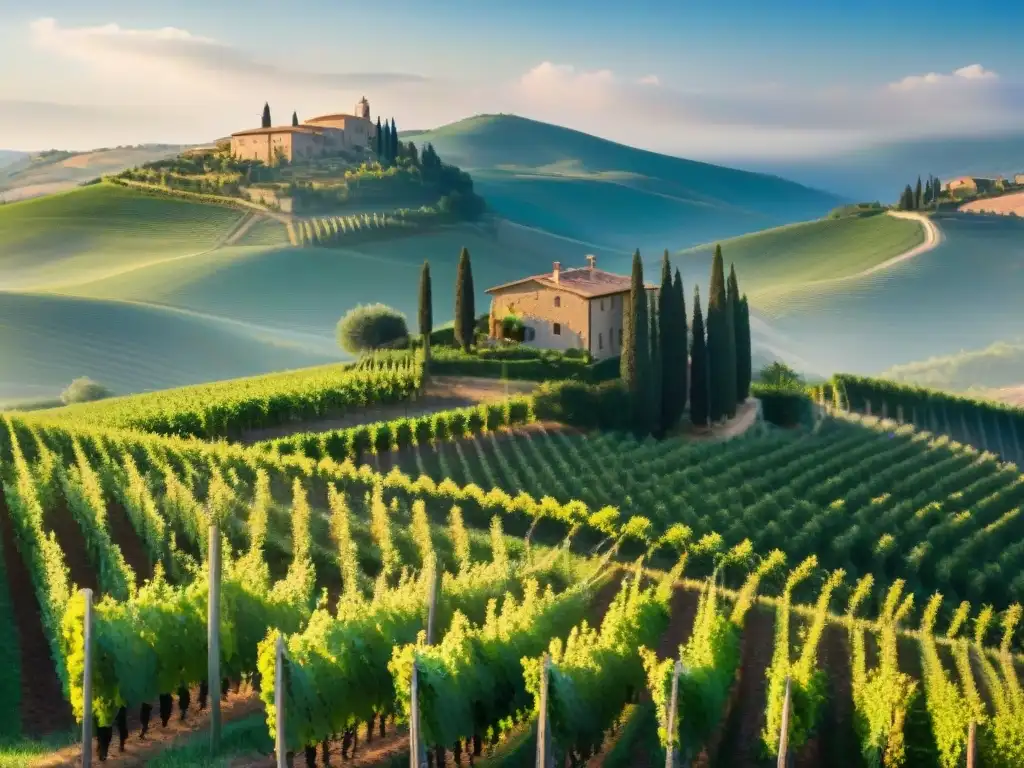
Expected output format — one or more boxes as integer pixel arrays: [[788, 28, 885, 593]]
[[25, 355, 421, 440], [286, 211, 419, 247]]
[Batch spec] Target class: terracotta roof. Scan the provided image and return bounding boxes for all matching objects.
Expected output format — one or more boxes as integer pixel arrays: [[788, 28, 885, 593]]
[[487, 266, 657, 299], [304, 113, 370, 124], [231, 125, 324, 137]]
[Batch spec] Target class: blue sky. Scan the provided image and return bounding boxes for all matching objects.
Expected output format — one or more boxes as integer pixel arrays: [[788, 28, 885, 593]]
[[2, 0, 1022, 157]]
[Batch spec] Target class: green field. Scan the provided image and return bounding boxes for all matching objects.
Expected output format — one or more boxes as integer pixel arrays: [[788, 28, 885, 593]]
[[409, 114, 844, 252], [0, 182, 244, 289]]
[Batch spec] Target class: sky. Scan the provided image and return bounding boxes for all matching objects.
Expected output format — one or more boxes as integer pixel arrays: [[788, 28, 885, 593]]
[[2, 0, 1024, 161]]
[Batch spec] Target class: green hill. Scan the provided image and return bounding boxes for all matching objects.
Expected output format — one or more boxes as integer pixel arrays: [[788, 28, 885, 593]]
[[0, 145, 187, 202], [407, 114, 845, 251], [0, 182, 245, 289], [0, 291, 334, 404], [881, 340, 1024, 392]]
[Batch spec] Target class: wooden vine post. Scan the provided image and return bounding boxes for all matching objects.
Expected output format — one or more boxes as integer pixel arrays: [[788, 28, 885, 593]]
[[275, 635, 287, 768], [208, 523, 222, 752], [967, 720, 976, 768], [664, 660, 683, 768], [535, 653, 554, 767], [777, 676, 792, 768], [410, 558, 439, 767], [81, 588, 94, 768]]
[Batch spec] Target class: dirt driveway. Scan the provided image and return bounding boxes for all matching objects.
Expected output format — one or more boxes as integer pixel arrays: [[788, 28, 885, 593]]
[[238, 376, 538, 444]]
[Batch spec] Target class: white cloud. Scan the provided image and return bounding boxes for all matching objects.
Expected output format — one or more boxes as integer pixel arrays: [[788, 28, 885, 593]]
[[11, 18, 1024, 161], [28, 17, 426, 96], [889, 63, 998, 91]]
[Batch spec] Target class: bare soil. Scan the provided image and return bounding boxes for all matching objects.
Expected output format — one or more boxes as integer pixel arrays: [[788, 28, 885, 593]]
[[714, 606, 776, 768], [675, 399, 760, 442], [33, 688, 264, 767], [810, 624, 857, 768], [104, 500, 153, 587], [41, 499, 97, 593], [0, 489, 74, 736], [239, 377, 539, 444]]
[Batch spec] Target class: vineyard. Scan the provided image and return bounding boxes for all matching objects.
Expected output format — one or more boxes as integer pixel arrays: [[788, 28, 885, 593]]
[[2, 365, 1024, 767], [286, 211, 426, 248]]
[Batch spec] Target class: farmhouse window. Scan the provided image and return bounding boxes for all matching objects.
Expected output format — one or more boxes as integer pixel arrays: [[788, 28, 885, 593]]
[[553, 323, 561, 336], [600, 299, 605, 311], [554, 296, 561, 307], [619, 328, 623, 345], [598, 333, 603, 350]]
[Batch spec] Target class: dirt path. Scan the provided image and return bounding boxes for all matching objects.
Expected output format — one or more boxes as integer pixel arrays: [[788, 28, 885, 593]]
[[221, 211, 258, 246], [33, 689, 264, 767], [0, 490, 74, 736], [678, 398, 760, 442], [714, 606, 776, 768], [814, 624, 858, 768], [239, 376, 539, 444]]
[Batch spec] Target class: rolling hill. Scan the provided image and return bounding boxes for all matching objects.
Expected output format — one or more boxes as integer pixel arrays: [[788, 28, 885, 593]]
[[406, 114, 845, 252], [0, 144, 187, 203]]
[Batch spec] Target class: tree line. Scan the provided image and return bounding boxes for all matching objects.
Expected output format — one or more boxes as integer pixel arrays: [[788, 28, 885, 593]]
[[897, 175, 943, 211], [620, 247, 752, 436]]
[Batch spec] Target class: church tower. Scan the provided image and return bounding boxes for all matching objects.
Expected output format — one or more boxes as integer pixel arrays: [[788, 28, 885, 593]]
[[356, 96, 370, 120]]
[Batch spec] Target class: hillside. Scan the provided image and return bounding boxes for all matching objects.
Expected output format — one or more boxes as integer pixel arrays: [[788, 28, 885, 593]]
[[0, 144, 186, 203], [406, 114, 846, 251], [882, 340, 1024, 392]]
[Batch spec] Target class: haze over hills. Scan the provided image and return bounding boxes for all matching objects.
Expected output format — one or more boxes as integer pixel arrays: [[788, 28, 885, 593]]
[[406, 114, 846, 253], [738, 131, 1024, 202]]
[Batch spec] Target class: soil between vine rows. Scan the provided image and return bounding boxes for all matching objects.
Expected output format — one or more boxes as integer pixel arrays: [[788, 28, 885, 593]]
[[104, 500, 153, 587], [0, 488, 74, 736]]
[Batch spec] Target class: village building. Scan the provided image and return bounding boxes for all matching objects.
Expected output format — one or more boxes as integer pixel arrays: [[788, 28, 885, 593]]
[[945, 176, 996, 196], [485, 256, 657, 359], [230, 97, 377, 165]]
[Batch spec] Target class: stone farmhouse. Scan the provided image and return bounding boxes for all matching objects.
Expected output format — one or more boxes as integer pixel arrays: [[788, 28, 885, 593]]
[[230, 97, 377, 165], [945, 176, 996, 196], [486, 256, 657, 360]]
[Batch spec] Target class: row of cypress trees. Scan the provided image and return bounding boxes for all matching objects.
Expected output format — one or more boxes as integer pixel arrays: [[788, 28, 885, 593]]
[[621, 246, 752, 435], [417, 247, 476, 372], [375, 117, 400, 164]]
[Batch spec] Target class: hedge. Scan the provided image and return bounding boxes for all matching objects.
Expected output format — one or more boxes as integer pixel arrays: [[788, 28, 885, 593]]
[[533, 380, 633, 431], [255, 397, 535, 462], [751, 384, 812, 428], [431, 347, 620, 384], [822, 373, 1024, 463]]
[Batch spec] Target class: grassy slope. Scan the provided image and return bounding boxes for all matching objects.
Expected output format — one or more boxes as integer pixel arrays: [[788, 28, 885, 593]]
[[0, 182, 244, 290], [408, 114, 844, 252], [883, 340, 1024, 392], [0, 292, 335, 403], [761, 212, 1024, 375], [0, 146, 186, 196]]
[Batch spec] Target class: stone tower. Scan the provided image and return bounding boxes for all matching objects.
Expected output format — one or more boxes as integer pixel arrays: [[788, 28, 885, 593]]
[[356, 96, 370, 120]]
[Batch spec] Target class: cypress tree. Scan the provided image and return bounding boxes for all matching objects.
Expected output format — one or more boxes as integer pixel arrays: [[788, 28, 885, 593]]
[[915, 176, 923, 210], [650, 293, 662, 437], [261, 103, 272, 128], [292, 111, 299, 127], [673, 268, 688, 416], [454, 247, 475, 352], [736, 294, 752, 401], [382, 121, 392, 163], [658, 251, 685, 433], [375, 117, 383, 158], [390, 118, 398, 162], [419, 260, 433, 374], [621, 250, 651, 434], [689, 286, 709, 428], [707, 244, 734, 422], [725, 264, 740, 416]]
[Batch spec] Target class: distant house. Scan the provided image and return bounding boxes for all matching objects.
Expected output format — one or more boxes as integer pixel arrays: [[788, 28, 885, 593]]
[[230, 97, 376, 165], [1014, 173, 1024, 186], [485, 256, 657, 359], [946, 176, 996, 196]]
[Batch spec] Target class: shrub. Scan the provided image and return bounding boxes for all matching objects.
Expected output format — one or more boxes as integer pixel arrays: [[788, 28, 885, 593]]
[[324, 431, 350, 462], [350, 425, 373, 457], [372, 422, 394, 454], [433, 413, 451, 442], [758, 361, 803, 388], [61, 377, 113, 405], [394, 418, 414, 449], [485, 403, 505, 430], [336, 304, 409, 354], [413, 417, 434, 446], [533, 380, 630, 430], [466, 406, 486, 434], [752, 384, 812, 427]]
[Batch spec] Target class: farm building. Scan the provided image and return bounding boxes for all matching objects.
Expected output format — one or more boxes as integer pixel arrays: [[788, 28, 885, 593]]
[[230, 97, 377, 165], [486, 256, 657, 359], [945, 176, 996, 196]]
